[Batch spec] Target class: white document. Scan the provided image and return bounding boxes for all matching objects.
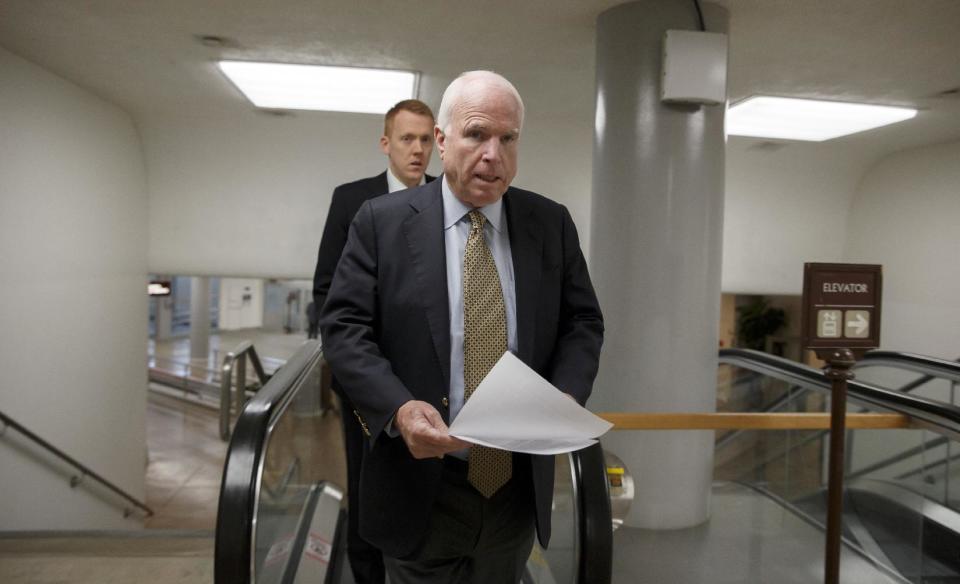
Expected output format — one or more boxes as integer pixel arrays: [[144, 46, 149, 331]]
[[448, 352, 612, 455]]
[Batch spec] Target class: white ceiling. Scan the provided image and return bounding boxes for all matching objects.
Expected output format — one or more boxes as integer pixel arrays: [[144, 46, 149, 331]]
[[1, 0, 959, 155]]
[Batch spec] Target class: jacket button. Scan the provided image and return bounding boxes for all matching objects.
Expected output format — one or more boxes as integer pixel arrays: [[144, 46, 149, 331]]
[[441, 397, 449, 408]]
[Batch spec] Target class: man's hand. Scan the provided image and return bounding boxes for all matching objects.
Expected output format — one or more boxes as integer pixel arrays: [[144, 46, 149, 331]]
[[395, 400, 471, 459]]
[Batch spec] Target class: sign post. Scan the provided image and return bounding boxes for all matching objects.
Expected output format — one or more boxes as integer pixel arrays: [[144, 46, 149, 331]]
[[801, 263, 882, 584]]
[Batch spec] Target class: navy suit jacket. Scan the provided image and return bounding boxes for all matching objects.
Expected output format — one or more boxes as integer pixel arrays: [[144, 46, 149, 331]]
[[319, 177, 603, 557], [312, 171, 435, 314]]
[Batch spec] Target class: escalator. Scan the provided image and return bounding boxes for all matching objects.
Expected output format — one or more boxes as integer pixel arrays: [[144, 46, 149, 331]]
[[213, 340, 612, 584], [214, 341, 960, 583], [718, 348, 960, 583]]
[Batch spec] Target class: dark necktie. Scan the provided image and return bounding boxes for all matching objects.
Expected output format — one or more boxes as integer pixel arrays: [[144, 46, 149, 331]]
[[463, 210, 512, 498]]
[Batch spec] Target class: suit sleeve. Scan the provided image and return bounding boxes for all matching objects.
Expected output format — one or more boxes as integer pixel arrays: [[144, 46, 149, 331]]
[[318, 201, 414, 439], [547, 205, 604, 405], [312, 187, 351, 316]]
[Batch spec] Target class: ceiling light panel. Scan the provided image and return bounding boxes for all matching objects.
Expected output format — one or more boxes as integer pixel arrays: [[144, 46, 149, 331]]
[[727, 96, 917, 141], [218, 61, 417, 114]]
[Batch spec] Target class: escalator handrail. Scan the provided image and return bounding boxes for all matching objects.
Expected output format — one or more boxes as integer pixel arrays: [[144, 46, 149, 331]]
[[859, 350, 960, 384], [718, 348, 960, 439], [716, 350, 958, 453], [570, 443, 613, 584], [214, 339, 324, 584]]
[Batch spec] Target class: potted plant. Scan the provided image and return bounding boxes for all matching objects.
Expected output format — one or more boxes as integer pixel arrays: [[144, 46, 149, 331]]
[[735, 297, 787, 351]]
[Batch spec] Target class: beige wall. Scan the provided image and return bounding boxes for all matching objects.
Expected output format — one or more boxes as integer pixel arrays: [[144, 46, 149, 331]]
[[0, 47, 148, 529], [143, 109, 594, 280]]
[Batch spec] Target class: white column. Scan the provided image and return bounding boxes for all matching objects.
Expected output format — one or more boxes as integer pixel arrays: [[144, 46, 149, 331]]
[[154, 294, 172, 340], [590, 0, 728, 529], [189, 276, 211, 360]]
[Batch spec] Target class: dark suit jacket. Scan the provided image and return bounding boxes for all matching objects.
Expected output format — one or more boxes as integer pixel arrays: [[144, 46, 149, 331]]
[[318, 178, 604, 558], [311, 171, 435, 315]]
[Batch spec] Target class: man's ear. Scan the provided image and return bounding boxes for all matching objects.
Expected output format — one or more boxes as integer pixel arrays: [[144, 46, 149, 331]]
[[379, 135, 390, 155], [434, 126, 445, 159]]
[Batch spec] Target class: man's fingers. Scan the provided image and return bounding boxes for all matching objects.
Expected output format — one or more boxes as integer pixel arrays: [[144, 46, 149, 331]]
[[396, 400, 459, 459], [448, 436, 472, 450], [394, 401, 496, 458], [421, 404, 447, 429]]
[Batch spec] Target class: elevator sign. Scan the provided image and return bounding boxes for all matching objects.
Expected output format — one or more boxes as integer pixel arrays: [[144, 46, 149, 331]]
[[802, 263, 882, 358]]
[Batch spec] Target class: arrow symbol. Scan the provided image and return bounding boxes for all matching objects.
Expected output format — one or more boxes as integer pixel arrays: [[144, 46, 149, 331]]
[[847, 313, 868, 335]]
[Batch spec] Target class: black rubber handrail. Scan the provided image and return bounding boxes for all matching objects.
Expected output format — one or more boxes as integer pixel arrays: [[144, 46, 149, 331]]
[[859, 351, 960, 384], [0, 409, 153, 518], [214, 339, 611, 584], [718, 348, 960, 439], [572, 442, 613, 584], [717, 350, 960, 453], [214, 339, 324, 584]]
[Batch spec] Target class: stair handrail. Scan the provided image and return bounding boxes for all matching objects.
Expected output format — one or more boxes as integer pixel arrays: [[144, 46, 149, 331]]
[[0, 409, 153, 519]]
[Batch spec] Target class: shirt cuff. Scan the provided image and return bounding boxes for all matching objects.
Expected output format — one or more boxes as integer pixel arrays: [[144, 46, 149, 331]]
[[385, 414, 400, 438]]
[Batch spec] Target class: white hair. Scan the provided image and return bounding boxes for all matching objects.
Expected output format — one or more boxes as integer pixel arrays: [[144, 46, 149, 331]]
[[436, 70, 525, 134]]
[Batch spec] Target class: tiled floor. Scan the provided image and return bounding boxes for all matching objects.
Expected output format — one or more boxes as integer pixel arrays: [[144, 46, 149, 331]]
[[0, 535, 214, 584], [611, 482, 904, 584], [145, 328, 347, 530], [144, 392, 228, 530]]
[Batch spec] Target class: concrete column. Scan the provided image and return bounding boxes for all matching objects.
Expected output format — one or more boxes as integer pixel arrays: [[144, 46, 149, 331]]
[[154, 295, 172, 340], [189, 276, 211, 360], [590, 0, 728, 529]]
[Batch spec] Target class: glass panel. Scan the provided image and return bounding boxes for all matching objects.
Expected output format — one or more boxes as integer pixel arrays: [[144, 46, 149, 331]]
[[527, 452, 577, 584], [712, 363, 960, 582], [253, 359, 336, 584], [949, 381, 960, 511], [843, 425, 932, 582]]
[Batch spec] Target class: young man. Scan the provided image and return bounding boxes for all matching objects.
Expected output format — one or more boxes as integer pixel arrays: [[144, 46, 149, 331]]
[[310, 99, 436, 584]]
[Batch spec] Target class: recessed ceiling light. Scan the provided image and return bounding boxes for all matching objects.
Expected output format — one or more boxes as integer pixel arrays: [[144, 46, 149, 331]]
[[218, 61, 418, 114], [727, 96, 917, 141]]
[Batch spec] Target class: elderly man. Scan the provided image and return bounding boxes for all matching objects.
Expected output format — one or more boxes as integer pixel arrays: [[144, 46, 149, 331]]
[[319, 71, 603, 583], [310, 98, 435, 584]]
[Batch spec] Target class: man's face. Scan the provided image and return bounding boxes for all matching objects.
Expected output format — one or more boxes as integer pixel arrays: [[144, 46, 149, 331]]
[[436, 88, 521, 208], [381, 110, 435, 188]]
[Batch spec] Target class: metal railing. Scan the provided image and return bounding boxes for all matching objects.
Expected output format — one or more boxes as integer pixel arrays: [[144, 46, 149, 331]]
[[148, 354, 222, 399], [219, 341, 270, 440], [0, 409, 153, 519]]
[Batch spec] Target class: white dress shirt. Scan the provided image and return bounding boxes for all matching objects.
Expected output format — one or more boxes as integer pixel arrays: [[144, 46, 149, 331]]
[[441, 176, 518, 424], [386, 167, 425, 193]]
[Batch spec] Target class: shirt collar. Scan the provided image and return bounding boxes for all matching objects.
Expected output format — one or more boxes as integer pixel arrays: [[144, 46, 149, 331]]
[[441, 175, 506, 233], [386, 167, 425, 193]]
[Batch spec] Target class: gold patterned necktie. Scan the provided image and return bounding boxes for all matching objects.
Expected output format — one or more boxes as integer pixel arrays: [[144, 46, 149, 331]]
[[463, 209, 512, 498]]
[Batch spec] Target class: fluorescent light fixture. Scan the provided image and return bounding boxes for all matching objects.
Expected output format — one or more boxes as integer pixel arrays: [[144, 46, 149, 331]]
[[727, 96, 917, 141], [218, 61, 417, 114], [148, 282, 171, 296]]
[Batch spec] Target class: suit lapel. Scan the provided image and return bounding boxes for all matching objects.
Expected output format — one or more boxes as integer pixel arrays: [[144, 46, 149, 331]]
[[374, 171, 389, 196], [505, 190, 542, 365], [402, 181, 451, 391]]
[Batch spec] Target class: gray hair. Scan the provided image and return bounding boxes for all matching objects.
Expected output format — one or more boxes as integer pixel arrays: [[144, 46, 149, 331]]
[[436, 71, 525, 134]]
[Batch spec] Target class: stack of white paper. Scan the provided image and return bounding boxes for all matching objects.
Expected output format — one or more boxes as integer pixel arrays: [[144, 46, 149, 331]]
[[448, 352, 612, 455]]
